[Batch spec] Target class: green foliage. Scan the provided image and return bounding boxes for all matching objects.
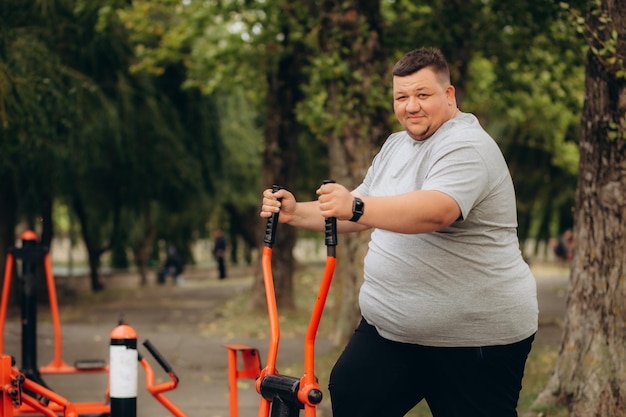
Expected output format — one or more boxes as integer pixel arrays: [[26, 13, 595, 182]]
[[213, 88, 264, 208], [118, 0, 588, 251], [562, 0, 626, 145], [120, 0, 324, 245], [1, 0, 592, 273], [0, 1, 73, 220], [298, 53, 392, 141], [562, 0, 626, 79], [1, 0, 227, 285], [119, 0, 272, 95], [449, 3, 586, 244]]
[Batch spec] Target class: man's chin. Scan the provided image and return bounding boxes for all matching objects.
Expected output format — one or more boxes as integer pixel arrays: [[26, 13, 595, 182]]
[[406, 128, 430, 141]]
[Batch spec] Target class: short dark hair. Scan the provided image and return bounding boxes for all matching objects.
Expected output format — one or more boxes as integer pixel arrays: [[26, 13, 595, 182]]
[[392, 47, 450, 83]]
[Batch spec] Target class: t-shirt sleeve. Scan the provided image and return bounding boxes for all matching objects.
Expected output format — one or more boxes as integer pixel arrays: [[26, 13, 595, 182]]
[[421, 144, 489, 221]]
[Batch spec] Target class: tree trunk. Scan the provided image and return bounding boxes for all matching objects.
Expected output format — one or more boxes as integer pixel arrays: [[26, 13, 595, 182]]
[[319, 0, 390, 345], [71, 185, 122, 292], [251, 7, 313, 311], [535, 1, 626, 414], [72, 195, 104, 292], [86, 247, 104, 292], [134, 205, 156, 286]]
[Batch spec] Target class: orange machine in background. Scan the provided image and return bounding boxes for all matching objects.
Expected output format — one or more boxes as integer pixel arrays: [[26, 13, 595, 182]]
[[0, 231, 185, 417]]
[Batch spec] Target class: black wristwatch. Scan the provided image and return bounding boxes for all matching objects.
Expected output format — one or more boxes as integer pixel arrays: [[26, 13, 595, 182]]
[[350, 197, 365, 222]]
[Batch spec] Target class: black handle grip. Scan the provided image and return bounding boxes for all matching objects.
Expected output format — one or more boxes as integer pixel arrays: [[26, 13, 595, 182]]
[[264, 184, 283, 247], [322, 180, 338, 248], [143, 339, 173, 373]]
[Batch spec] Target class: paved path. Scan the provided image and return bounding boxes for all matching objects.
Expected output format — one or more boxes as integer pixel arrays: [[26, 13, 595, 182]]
[[3, 262, 568, 417]]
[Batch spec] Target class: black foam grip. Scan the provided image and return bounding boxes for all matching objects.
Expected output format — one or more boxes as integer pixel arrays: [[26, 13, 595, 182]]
[[322, 180, 338, 247], [143, 339, 173, 373], [264, 185, 283, 246]]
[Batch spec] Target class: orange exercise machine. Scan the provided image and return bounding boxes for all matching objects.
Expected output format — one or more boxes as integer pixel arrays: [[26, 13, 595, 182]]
[[254, 183, 338, 417], [0, 231, 186, 417]]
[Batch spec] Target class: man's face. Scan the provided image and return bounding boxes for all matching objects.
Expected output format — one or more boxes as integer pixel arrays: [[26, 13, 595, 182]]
[[393, 67, 456, 141]]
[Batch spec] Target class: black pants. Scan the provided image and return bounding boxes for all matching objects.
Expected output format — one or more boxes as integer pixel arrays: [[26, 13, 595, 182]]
[[329, 318, 534, 417], [217, 256, 226, 279]]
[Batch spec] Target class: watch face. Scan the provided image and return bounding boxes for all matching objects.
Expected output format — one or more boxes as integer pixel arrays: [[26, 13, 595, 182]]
[[354, 198, 364, 213], [351, 197, 364, 222]]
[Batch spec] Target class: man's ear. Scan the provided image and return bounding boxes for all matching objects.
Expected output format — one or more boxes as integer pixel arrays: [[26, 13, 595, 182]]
[[446, 84, 457, 104]]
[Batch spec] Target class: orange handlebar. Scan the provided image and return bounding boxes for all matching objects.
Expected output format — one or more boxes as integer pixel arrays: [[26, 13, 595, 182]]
[[257, 183, 338, 417]]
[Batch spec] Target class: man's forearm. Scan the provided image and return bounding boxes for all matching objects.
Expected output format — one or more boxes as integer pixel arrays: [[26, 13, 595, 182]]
[[288, 201, 326, 232], [289, 201, 370, 234]]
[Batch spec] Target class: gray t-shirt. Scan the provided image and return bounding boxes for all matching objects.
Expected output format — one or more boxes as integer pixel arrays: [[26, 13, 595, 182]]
[[356, 113, 538, 347]]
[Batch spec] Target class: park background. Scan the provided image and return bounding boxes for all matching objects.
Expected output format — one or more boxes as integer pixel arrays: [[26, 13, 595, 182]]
[[2, 0, 626, 415]]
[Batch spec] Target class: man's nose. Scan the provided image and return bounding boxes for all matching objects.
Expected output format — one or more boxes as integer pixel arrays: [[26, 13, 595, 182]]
[[406, 96, 421, 112]]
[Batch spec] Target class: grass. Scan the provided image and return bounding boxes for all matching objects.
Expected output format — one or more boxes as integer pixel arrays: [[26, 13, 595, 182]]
[[199, 264, 568, 417]]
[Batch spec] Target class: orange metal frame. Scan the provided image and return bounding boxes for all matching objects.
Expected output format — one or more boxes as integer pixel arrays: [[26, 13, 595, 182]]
[[140, 356, 186, 417], [1, 252, 109, 375], [0, 353, 107, 417], [41, 252, 109, 375], [0, 238, 187, 417], [1, 351, 184, 417], [299, 250, 336, 415], [224, 344, 262, 417], [255, 184, 338, 417], [0, 249, 111, 416]]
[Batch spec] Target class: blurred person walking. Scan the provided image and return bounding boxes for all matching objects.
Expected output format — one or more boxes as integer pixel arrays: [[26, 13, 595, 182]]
[[213, 229, 227, 279]]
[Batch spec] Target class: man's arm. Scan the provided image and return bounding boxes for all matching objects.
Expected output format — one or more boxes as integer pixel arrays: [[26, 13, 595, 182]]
[[356, 191, 460, 233], [317, 183, 460, 234]]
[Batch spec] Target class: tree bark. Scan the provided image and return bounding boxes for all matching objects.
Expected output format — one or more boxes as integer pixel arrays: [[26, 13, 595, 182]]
[[133, 204, 156, 286], [72, 195, 104, 292], [319, 0, 390, 345], [251, 6, 313, 311], [535, 1, 626, 414]]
